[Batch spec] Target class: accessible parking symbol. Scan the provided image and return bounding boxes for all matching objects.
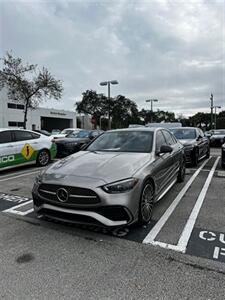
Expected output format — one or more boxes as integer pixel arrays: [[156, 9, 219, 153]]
[[187, 228, 225, 263]]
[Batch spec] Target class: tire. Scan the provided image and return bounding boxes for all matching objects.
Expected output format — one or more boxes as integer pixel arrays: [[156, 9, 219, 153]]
[[177, 157, 185, 183], [138, 181, 154, 225], [206, 146, 210, 159], [36, 149, 50, 167], [192, 148, 199, 167]]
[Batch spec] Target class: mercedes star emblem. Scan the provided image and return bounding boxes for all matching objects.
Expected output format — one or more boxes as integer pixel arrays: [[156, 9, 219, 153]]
[[56, 188, 69, 202]]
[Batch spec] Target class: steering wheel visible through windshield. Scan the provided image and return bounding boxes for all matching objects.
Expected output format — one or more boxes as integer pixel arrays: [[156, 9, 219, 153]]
[[86, 131, 153, 153]]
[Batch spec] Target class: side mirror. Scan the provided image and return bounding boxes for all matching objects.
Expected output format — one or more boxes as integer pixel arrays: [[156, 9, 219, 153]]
[[156, 144, 173, 155], [196, 135, 202, 141]]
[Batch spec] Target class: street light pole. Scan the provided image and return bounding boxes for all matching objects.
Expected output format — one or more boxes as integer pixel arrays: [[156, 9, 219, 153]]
[[213, 105, 221, 130], [100, 80, 118, 130], [210, 93, 214, 130], [146, 99, 158, 123]]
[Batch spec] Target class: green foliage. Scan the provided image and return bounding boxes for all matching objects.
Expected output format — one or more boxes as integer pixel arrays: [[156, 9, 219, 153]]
[[0, 51, 63, 128], [76, 89, 225, 130]]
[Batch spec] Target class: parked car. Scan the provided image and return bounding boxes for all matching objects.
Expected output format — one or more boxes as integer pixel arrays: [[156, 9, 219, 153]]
[[51, 128, 82, 140], [204, 130, 214, 139], [170, 127, 210, 166], [209, 130, 225, 147], [55, 129, 103, 157], [222, 143, 225, 169], [34, 129, 51, 136], [32, 127, 185, 227], [51, 129, 61, 135], [0, 128, 56, 171]]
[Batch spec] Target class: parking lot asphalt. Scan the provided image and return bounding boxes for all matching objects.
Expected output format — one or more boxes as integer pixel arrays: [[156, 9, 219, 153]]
[[0, 148, 225, 299]]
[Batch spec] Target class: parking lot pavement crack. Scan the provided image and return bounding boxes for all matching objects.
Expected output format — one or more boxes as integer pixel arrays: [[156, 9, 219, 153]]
[[165, 255, 225, 276]]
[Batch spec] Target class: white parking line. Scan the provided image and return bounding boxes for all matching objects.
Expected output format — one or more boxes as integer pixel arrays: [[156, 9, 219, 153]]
[[177, 156, 220, 252], [143, 157, 211, 244], [3, 200, 34, 216], [0, 170, 40, 182]]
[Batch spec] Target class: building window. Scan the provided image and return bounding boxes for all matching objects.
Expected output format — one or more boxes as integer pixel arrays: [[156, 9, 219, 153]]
[[7, 103, 24, 110], [8, 121, 24, 127]]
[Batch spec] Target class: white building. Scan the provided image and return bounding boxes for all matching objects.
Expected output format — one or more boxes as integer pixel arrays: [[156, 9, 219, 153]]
[[0, 88, 77, 131]]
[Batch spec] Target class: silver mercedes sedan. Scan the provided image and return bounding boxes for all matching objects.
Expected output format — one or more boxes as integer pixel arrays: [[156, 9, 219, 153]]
[[32, 128, 185, 227]]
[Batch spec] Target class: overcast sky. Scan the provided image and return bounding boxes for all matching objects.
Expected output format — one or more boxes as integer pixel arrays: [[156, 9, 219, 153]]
[[0, 0, 224, 117]]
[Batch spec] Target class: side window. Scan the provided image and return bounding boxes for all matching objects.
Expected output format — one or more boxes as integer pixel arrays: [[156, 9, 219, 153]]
[[156, 131, 167, 151], [31, 132, 40, 139], [162, 130, 176, 145], [0, 131, 12, 144], [14, 131, 34, 142], [198, 129, 204, 138]]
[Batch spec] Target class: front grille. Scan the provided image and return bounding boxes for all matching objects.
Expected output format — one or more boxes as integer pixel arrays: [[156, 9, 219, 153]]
[[38, 184, 100, 205]]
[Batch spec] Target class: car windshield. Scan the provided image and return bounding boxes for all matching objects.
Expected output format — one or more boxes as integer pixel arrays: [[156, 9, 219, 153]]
[[61, 129, 74, 134], [170, 128, 196, 139], [86, 131, 153, 153], [67, 130, 90, 138]]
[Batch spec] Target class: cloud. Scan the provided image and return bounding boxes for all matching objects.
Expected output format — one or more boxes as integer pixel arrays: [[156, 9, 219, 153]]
[[0, 0, 224, 117]]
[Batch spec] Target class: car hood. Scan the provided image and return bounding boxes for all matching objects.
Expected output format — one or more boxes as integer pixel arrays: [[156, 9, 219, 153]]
[[51, 134, 66, 139], [210, 135, 225, 139], [177, 139, 196, 146], [55, 137, 89, 144], [43, 151, 151, 184]]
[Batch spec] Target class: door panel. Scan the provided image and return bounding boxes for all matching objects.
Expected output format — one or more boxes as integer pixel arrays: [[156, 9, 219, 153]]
[[152, 130, 175, 197], [12, 131, 38, 165], [0, 131, 16, 169]]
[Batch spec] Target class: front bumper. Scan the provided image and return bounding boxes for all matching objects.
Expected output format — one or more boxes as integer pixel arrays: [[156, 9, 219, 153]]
[[183, 147, 194, 164], [32, 180, 141, 227]]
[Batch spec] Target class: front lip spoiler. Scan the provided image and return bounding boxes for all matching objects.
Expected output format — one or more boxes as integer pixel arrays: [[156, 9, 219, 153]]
[[34, 204, 128, 227]]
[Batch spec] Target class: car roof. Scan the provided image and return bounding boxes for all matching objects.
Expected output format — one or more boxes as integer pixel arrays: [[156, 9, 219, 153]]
[[107, 127, 164, 133], [0, 128, 42, 135], [170, 127, 197, 130]]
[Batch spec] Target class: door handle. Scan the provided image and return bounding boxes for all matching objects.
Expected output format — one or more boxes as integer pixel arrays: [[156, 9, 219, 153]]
[[6, 145, 14, 148]]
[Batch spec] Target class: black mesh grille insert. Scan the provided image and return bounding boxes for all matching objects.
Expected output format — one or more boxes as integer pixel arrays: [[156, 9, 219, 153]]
[[38, 184, 100, 205]]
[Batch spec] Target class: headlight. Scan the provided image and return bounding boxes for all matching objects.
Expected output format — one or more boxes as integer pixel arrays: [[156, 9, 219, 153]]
[[34, 171, 43, 184], [184, 144, 194, 150], [102, 178, 138, 194]]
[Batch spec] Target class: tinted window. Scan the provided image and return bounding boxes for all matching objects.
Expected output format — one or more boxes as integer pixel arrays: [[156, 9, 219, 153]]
[[156, 131, 167, 151], [170, 128, 196, 139], [67, 130, 91, 138], [87, 131, 153, 153], [197, 129, 204, 137], [7, 103, 24, 110], [31, 132, 40, 139], [162, 130, 176, 145], [90, 131, 99, 138], [0, 131, 12, 144], [14, 131, 34, 141]]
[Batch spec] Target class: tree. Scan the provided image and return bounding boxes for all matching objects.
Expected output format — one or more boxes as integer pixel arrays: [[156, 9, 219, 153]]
[[189, 112, 211, 129], [110, 95, 140, 128], [76, 90, 108, 128], [0, 52, 63, 128]]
